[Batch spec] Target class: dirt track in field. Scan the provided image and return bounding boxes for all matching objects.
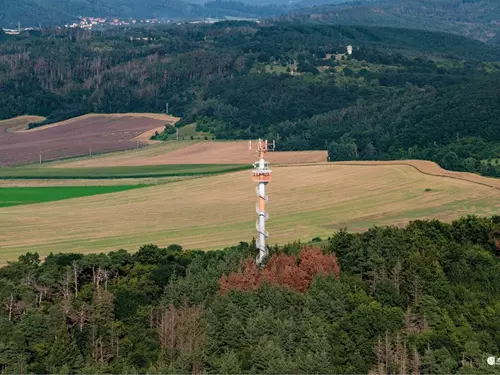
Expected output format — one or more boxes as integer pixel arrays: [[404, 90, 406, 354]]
[[0, 114, 178, 166], [54, 141, 328, 167], [0, 163, 498, 264]]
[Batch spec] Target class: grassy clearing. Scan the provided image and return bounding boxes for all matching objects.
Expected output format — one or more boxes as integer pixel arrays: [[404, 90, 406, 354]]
[[0, 185, 146, 208], [0, 163, 498, 264], [162, 123, 214, 141], [0, 164, 250, 179]]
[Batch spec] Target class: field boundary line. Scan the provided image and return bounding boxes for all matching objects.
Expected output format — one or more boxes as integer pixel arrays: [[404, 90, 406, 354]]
[[0, 165, 252, 180]]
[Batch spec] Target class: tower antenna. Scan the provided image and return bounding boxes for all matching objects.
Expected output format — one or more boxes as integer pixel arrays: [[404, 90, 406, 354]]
[[251, 138, 274, 265]]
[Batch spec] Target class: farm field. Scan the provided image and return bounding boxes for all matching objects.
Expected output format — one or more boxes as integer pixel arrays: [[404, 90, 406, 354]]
[[53, 140, 328, 167], [0, 164, 249, 179], [0, 163, 498, 264], [0, 185, 146, 208], [44, 140, 200, 168], [332, 160, 500, 190], [0, 115, 46, 131], [0, 114, 178, 166], [0, 176, 199, 187]]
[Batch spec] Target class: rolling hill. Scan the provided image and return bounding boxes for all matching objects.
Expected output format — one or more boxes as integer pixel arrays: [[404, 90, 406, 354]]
[[4, 0, 500, 43], [287, 0, 500, 44], [0, 0, 285, 27], [1, 161, 498, 263], [2, 21, 500, 177]]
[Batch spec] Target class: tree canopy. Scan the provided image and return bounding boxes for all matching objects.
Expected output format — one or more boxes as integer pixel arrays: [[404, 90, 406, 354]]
[[0, 216, 499, 373]]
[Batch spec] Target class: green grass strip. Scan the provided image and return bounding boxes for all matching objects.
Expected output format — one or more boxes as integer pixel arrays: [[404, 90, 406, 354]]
[[0, 164, 251, 179], [0, 185, 147, 207]]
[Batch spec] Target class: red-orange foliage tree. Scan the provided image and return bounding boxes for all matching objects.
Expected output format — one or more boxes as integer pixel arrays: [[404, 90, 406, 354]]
[[220, 247, 340, 294]]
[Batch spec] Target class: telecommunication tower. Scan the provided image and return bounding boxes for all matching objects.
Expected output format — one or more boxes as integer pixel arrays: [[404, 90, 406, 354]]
[[251, 139, 275, 265]]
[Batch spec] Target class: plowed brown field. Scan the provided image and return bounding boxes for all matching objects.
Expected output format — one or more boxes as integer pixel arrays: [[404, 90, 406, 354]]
[[0, 114, 178, 166], [52, 141, 327, 167]]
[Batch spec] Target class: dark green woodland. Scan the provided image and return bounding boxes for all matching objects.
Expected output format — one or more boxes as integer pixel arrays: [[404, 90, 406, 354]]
[[1, 7, 500, 373], [0, 216, 499, 374], [1, 22, 500, 176]]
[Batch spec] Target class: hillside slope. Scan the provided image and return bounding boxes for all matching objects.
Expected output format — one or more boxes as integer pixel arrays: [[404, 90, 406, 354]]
[[0, 0, 284, 27], [288, 0, 500, 44], [1, 22, 500, 176]]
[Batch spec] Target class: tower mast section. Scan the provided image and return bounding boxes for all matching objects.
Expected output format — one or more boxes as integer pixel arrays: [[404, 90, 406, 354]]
[[252, 139, 273, 265]]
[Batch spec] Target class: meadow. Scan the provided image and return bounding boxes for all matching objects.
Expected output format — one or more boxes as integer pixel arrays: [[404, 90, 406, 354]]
[[0, 185, 146, 207], [0, 163, 498, 264]]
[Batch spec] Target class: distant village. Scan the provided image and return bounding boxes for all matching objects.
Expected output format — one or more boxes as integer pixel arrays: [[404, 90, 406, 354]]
[[64, 17, 172, 29], [2, 15, 249, 34]]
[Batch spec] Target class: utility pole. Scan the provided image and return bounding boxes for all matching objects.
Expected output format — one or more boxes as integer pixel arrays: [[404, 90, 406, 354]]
[[39, 153, 42, 164], [89, 146, 92, 157], [176, 128, 179, 140], [165, 102, 169, 115]]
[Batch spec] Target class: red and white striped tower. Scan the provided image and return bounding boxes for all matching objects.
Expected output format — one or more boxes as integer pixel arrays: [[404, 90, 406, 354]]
[[252, 139, 273, 265]]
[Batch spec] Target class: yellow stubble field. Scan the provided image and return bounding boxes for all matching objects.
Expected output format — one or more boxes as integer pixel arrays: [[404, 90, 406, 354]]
[[48, 141, 328, 168], [0, 163, 498, 264]]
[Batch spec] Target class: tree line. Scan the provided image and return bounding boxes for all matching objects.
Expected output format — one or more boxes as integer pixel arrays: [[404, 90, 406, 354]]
[[0, 216, 499, 373]]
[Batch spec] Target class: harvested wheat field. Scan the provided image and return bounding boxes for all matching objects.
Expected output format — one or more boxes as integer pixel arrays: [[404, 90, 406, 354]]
[[0, 115, 46, 131], [47, 140, 200, 168], [332, 160, 500, 190], [0, 114, 178, 166], [0, 163, 498, 264], [53, 141, 327, 168]]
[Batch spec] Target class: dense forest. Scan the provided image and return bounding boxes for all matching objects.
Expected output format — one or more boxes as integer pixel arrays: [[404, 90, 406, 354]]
[[1, 22, 500, 176], [287, 0, 500, 45], [0, 216, 499, 373], [3, 0, 500, 40]]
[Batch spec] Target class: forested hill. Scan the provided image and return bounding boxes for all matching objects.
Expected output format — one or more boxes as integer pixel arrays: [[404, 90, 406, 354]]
[[286, 0, 500, 45], [1, 22, 500, 176], [0, 0, 285, 28], [0, 216, 499, 373]]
